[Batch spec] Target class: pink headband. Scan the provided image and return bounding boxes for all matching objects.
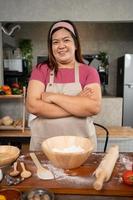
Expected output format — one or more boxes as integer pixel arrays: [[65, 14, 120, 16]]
[[50, 21, 75, 36]]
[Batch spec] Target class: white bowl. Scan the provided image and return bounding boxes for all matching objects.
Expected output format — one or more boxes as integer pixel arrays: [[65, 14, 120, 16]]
[[42, 136, 94, 169]]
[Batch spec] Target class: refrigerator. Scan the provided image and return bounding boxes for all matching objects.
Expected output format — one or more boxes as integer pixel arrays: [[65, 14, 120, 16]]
[[117, 54, 133, 127]]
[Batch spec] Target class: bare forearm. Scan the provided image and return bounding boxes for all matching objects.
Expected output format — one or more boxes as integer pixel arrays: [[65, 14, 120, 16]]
[[49, 94, 101, 117], [26, 99, 71, 118]]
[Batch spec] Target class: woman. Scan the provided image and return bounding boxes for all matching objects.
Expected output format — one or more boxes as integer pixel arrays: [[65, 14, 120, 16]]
[[26, 20, 102, 151]]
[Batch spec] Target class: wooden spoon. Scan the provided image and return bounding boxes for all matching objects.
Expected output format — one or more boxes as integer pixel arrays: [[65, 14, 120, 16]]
[[30, 152, 54, 180], [20, 162, 32, 179], [9, 161, 20, 177]]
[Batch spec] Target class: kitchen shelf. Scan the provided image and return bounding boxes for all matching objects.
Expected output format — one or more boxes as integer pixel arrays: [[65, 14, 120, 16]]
[[0, 87, 26, 132], [0, 125, 23, 130], [0, 94, 23, 99]]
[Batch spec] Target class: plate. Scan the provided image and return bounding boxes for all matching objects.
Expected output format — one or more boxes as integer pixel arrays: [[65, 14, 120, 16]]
[[0, 145, 20, 167]]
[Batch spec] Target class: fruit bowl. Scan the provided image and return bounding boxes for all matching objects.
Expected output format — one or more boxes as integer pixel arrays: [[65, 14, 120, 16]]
[[42, 136, 94, 169], [0, 145, 20, 167]]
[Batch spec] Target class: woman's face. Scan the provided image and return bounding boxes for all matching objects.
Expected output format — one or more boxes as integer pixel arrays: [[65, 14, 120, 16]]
[[52, 28, 76, 65]]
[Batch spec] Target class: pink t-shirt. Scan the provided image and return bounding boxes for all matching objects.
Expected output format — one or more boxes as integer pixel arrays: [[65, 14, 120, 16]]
[[30, 63, 100, 89]]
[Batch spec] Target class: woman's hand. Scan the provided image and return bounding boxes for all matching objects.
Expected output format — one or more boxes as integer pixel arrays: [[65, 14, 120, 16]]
[[79, 87, 94, 98], [42, 88, 94, 103], [26, 80, 71, 118], [45, 83, 101, 117], [41, 92, 55, 103]]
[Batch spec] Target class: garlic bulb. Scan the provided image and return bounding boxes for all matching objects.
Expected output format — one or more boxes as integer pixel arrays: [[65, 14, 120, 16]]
[[2, 116, 14, 126]]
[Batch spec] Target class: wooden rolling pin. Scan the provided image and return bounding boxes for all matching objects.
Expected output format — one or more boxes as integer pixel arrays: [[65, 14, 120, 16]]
[[93, 145, 119, 190]]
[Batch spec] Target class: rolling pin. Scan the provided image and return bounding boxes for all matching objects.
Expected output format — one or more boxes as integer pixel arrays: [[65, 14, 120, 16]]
[[93, 145, 119, 190]]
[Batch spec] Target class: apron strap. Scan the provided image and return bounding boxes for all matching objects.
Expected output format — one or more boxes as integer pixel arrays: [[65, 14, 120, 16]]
[[49, 70, 54, 84], [75, 62, 79, 83]]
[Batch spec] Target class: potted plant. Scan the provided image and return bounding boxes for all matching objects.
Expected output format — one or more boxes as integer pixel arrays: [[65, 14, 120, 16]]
[[98, 51, 109, 72], [98, 51, 109, 95], [19, 39, 33, 74]]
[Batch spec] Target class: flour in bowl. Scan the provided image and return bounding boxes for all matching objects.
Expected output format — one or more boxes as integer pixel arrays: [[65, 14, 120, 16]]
[[52, 145, 84, 153]]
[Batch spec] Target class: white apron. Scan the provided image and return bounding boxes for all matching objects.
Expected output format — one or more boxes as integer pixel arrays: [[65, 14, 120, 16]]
[[29, 64, 97, 151]]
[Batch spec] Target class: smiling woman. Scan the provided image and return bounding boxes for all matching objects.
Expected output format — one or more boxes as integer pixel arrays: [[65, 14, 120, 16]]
[[26, 20, 102, 151], [52, 29, 76, 65]]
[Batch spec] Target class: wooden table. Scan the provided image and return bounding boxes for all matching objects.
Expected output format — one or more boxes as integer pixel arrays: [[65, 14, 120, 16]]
[[1, 152, 133, 199]]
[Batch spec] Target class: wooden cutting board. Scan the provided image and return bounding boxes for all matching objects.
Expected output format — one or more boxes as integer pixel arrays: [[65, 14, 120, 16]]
[[1, 152, 133, 197]]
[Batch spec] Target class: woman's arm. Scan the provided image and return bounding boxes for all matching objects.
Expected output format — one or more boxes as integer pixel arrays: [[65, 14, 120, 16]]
[[26, 80, 71, 118], [42, 83, 102, 117]]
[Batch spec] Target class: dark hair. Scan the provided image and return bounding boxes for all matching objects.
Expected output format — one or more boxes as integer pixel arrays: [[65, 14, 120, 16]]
[[37, 20, 83, 75]]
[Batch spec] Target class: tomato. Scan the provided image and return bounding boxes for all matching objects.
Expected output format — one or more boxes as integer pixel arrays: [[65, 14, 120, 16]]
[[122, 170, 133, 186], [11, 83, 20, 88]]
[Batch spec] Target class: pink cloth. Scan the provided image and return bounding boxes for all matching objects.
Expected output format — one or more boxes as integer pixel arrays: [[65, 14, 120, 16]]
[[50, 21, 75, 36], [30, 63, 100, 89]]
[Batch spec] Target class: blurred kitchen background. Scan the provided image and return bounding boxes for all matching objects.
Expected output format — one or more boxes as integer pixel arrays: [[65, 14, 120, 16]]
[[0, 0, 133, 127], [2, 22, 133, 96]]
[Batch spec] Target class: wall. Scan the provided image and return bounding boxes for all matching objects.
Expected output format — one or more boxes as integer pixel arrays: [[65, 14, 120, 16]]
[[0, 0, 133, 22], [0, 23, 3, 85], [93, 97, 123, 126], [1, 0, 133, 91], [15, 22, 133, 96]]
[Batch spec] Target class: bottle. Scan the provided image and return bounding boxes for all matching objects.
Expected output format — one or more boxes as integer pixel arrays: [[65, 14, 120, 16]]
[[0, 169, 3, 182]]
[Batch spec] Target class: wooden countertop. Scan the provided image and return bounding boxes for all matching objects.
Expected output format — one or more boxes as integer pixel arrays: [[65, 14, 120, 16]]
[[0, 126, 133, 138], [96, 126, 133, 137], [0, 129, 31, 137], [1, 152, 133, 197]]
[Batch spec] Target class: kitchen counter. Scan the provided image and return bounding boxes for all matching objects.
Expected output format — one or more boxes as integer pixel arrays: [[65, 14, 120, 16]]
[[1, 151, 133, 199], [1, 126, 133, 138], [1, 126, 133, 152]]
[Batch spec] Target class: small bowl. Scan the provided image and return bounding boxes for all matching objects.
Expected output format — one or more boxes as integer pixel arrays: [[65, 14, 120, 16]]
[[0, 189, 21, 200], [42, 135, 94, 169], [22, 188, 54, 200], [0, 145, 20, 167]]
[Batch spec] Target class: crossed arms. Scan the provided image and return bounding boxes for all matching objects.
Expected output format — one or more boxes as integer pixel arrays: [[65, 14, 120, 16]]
[[26, 80, 102, 118]]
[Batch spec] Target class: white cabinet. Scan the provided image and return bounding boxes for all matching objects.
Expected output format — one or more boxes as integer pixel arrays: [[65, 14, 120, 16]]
[[0, 87, 26, 132]]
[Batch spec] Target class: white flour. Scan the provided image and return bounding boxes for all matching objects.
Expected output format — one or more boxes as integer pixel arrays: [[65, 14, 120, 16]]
[[43, 161, 94, 187], [52, 146, 85, 153], [119, 154, 133, 170]]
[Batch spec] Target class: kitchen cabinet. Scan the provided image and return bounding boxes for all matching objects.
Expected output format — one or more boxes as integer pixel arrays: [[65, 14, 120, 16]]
[[0, 87, 26, 132], [3, 59, 29, 87], [4, 70, 29, 88]]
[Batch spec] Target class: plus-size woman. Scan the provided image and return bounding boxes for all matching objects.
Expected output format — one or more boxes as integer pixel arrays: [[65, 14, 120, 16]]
[[26, 20, 102, 151]]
